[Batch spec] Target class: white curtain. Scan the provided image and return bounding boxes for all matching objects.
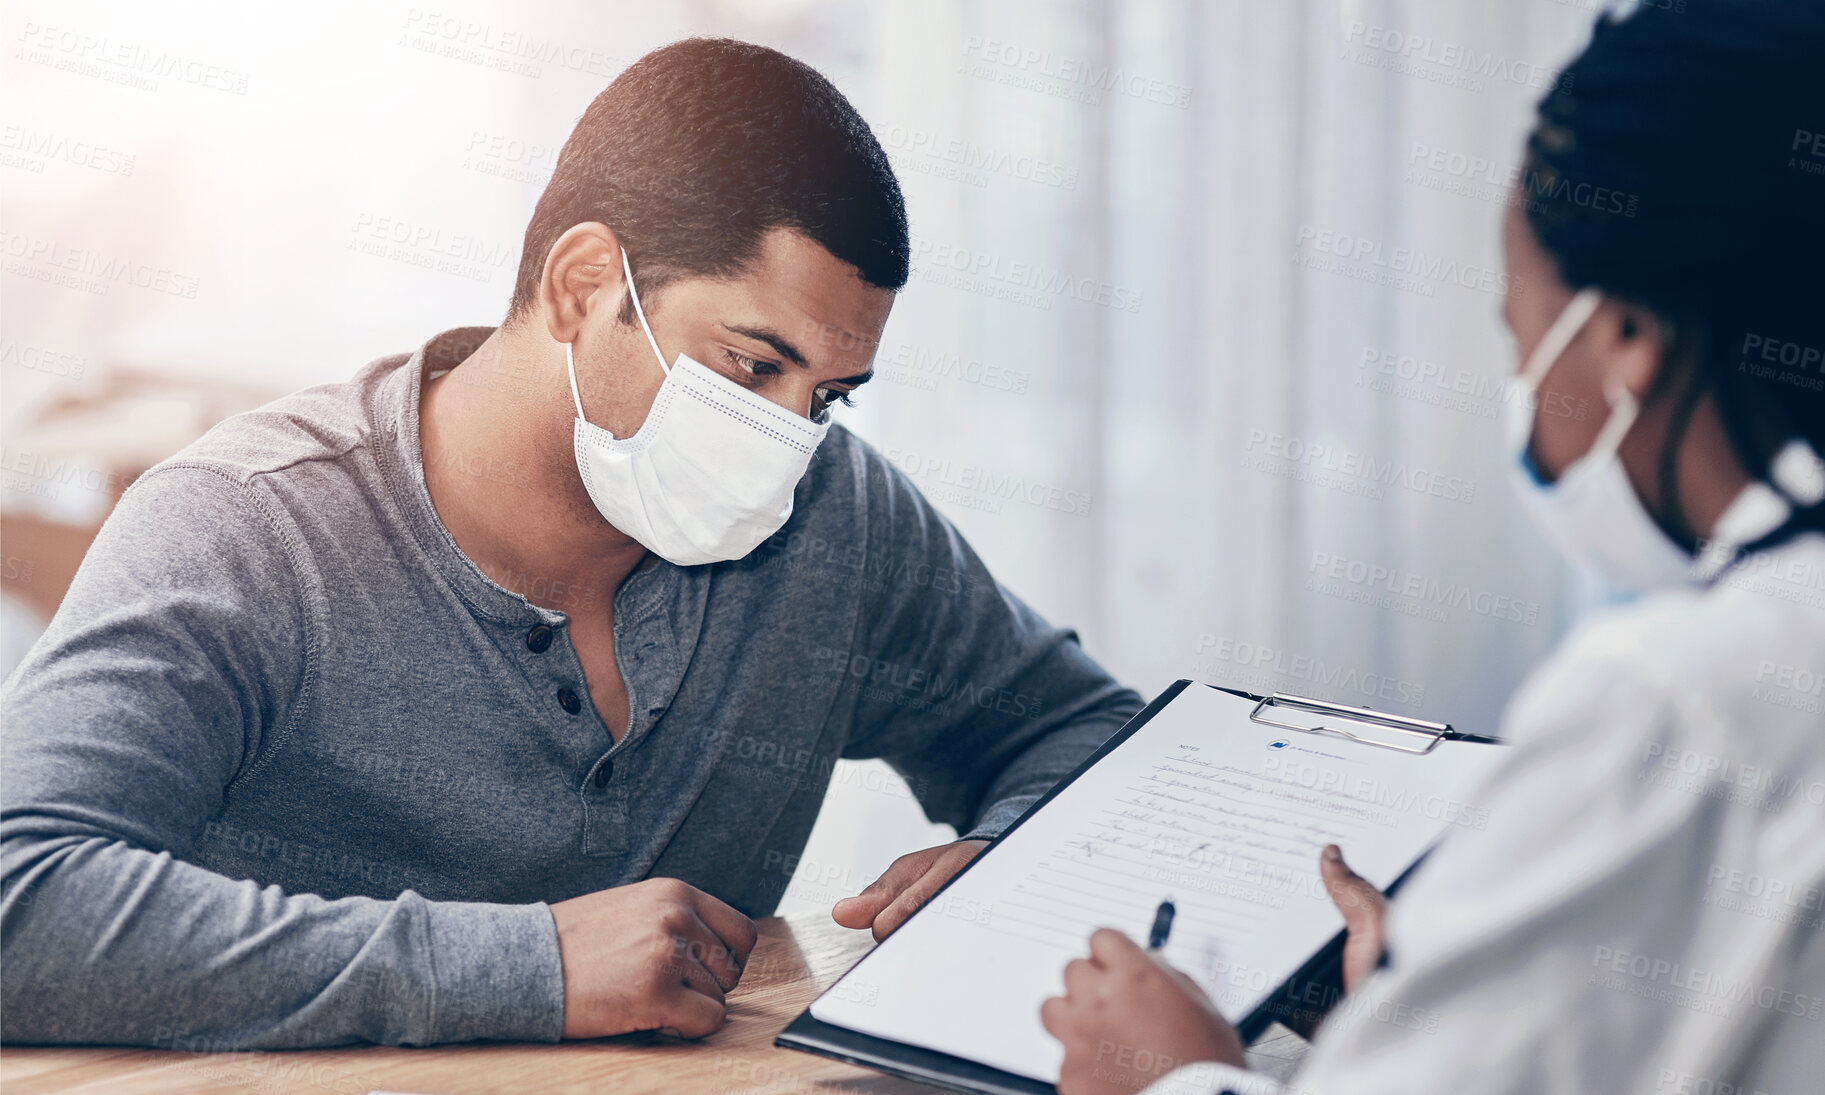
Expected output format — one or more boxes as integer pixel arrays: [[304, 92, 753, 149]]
[[2, 0, 1609, 913], [835, 0, 1607, 720], [792, 0, 1610, 900]]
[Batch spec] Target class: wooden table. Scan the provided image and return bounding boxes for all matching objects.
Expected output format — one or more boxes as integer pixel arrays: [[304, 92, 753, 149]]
[[2, 912, 1307, 1093]]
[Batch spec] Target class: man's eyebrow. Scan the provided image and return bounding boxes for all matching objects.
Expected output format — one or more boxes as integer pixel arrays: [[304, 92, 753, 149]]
[[717, 322, 876, 386], [719, 323, 809, 367]]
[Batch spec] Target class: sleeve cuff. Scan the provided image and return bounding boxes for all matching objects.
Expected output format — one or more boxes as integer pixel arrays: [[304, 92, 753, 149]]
[[421, 897, 566, 1044], [959, 794, 1040, 842], [1140, 1061, 1283, 1095]]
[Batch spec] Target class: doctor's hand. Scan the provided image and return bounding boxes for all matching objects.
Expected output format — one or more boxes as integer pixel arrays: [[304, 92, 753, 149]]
[[1041, 928, 1246, 1095], [1321, 843, 1388, 993], [1283, 844, 1392, 1038], [550, 877, 758, 1040], [831, 838, 989, 942]]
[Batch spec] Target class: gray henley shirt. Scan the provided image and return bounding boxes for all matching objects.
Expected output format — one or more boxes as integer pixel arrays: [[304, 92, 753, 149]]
[[0, 326, 1143, 1050]]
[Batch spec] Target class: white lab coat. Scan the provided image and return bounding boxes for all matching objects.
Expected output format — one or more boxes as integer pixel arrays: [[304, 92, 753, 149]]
[[1144, 532, 1825, 1095]]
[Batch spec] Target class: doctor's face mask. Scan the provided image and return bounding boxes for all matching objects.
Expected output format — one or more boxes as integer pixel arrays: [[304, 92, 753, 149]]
[[1503, 288, 1696, 594]]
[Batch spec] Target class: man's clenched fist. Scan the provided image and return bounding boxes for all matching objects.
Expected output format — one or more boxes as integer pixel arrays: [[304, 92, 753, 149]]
[[549, 877, 759, 1039]]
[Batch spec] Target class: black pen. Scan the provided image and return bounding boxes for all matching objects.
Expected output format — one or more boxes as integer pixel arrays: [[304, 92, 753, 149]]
[[1147, 898, 1176, 949]]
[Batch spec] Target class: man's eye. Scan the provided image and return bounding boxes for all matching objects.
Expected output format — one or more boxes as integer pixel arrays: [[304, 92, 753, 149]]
[[816, 388, 856, 411], [722, 348, 779, 378]]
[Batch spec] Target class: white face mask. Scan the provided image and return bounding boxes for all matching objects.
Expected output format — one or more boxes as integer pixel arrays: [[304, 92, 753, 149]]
[[565, 248, 830, 566], [1504, 287, 1696, 594]]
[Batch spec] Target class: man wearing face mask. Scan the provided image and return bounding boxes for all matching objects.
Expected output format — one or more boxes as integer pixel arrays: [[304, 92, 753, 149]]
[[0, 39, 1143, 1049], [1041, 3, 1825, 1093]]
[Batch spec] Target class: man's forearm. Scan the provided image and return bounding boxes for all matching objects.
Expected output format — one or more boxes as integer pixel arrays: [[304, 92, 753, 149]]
[[0, 831, 564, 1048]]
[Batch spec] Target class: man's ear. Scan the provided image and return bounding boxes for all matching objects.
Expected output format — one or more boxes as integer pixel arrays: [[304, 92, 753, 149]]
[[540, 222, 625, 345], [1590, 297, 1671, 402]]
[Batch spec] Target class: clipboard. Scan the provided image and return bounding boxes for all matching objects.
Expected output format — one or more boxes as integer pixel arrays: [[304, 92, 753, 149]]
[[776, 680, 1501, 1094]]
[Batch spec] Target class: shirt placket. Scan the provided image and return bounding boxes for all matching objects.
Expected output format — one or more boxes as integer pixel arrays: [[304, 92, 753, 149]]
[[577, 564, 675, 857]]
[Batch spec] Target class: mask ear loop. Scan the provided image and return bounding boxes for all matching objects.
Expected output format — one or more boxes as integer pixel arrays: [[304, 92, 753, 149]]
[[1522, 288, 1645, 465], [1518, 287, 1605, 390], [620, 247, 670, 375], [1586, 374, 1643, 464], [563, 246, 672, 425], [565, 340, 587, 422]]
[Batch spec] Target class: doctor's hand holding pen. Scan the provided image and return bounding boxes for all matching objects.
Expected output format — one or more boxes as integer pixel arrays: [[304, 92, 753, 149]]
[[1040, 845, 1387, 1095]]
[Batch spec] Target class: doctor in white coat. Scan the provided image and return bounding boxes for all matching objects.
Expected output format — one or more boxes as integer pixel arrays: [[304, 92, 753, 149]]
[[1042, 1, 1825, 1092]]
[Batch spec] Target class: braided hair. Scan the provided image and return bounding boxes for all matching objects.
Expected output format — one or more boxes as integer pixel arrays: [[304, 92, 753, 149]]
[[1521, 0, 1825, 549]]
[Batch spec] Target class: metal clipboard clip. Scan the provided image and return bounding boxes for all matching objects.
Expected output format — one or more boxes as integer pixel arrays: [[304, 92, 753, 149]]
[[1248, 691, 1450, 755]]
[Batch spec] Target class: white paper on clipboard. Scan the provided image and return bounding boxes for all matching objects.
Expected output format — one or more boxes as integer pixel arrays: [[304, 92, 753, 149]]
[[809, 683, 1507, 1083]]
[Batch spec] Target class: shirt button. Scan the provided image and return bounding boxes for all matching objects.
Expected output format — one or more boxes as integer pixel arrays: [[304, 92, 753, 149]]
[[557, 687, 582, 715], [526, 625, 553, 653], [593, 760, 614, 788]]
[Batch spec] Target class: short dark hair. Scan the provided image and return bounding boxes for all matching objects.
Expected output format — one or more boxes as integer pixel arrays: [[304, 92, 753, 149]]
[[1521, 0, 1825, 549], [505, 37, 909, 323]]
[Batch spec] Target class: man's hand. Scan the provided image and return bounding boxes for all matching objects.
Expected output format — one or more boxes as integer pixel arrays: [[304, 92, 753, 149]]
[[1321, 843, 1388, 993], [1041, 929, 1246, 1095], [831, 838, 989, 942], [549, 877, 759, 1040]]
